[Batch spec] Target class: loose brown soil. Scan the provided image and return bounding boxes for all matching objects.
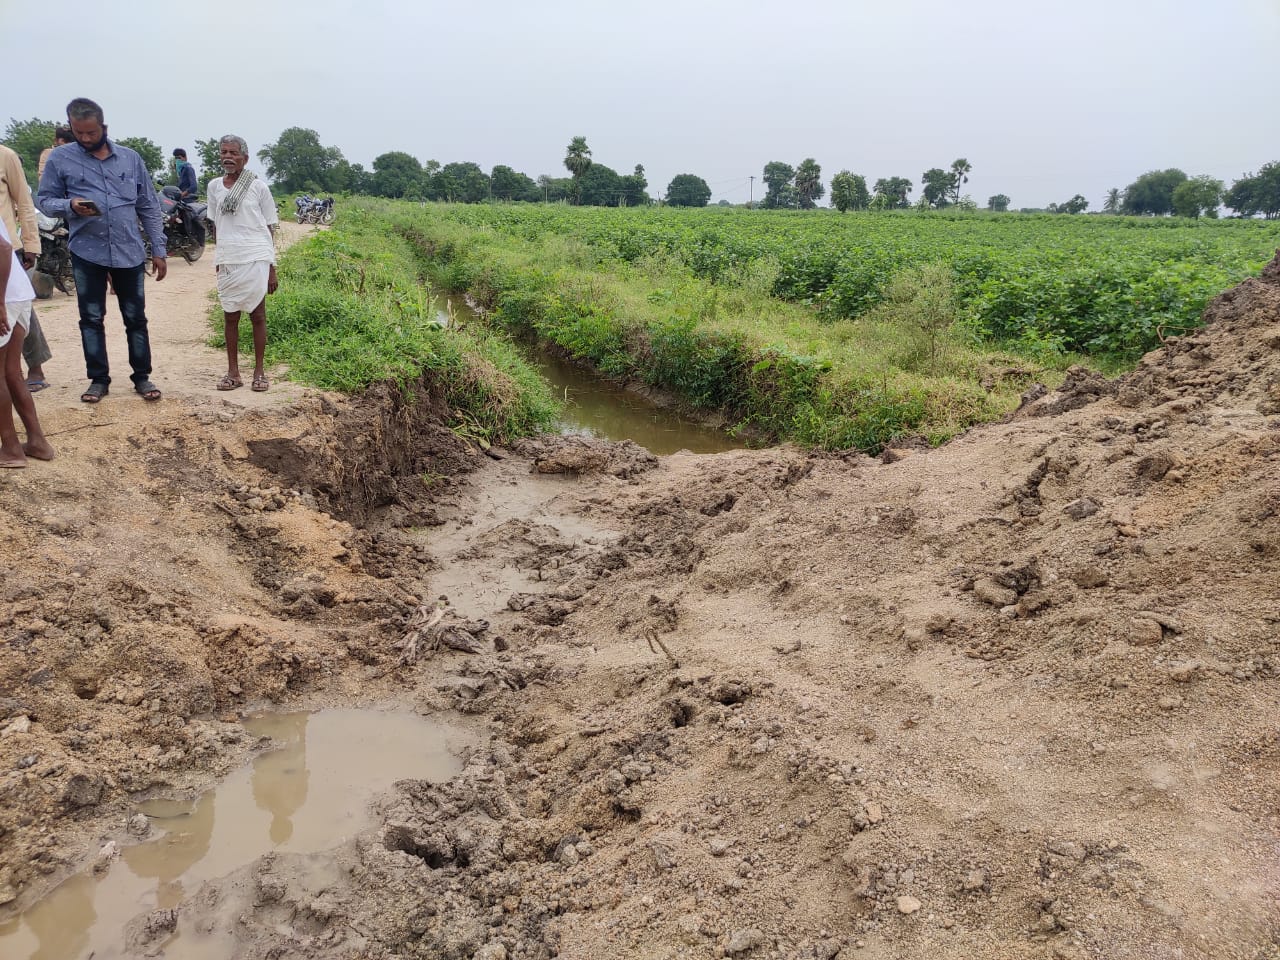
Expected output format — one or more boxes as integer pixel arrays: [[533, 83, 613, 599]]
[[1, 245, 1278, 960]]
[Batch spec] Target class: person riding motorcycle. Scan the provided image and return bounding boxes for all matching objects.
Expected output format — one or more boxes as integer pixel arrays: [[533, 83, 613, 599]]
[[172, 148, 198, 201]]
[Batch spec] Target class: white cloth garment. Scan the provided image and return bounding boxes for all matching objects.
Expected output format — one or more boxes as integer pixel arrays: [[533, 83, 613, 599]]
[[0, 300, 32, 349], [0, 217, 35, 303], [206, 175, 278, 266], [216, 261, 271, 313], [1, 216, 35, 348]]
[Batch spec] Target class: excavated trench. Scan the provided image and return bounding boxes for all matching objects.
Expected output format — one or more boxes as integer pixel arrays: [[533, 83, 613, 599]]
[[2, 254, 1280, 959], [0, 358, 699, 959]]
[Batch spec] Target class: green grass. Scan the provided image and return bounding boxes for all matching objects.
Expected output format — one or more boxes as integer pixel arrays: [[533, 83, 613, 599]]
[[213, 206, 557, 443]]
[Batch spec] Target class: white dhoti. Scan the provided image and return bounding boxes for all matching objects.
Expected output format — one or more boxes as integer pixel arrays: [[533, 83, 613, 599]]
[[216, 261, 271, 313], [0, 300, 32, 349]]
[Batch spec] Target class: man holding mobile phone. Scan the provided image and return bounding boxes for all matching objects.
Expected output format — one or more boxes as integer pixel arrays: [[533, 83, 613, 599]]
[[37, 97, 167, 403]]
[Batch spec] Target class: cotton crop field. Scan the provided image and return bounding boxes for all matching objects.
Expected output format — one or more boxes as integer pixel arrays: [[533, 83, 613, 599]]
[[427, 204, 1280, 359]]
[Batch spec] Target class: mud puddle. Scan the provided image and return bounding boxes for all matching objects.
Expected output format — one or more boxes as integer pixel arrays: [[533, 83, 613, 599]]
[[0, 708, 475, 960]]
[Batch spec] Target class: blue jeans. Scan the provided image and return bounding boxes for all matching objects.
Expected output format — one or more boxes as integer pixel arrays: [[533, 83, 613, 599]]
[[70, 254, 152, 388]]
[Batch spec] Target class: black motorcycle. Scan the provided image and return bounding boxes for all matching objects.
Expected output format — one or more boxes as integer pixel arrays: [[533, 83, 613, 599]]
[[155, 185, 208, 263], [32, 213, 73, 298]]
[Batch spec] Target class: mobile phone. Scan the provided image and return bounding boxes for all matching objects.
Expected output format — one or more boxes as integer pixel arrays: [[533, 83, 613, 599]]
[[80, 200, 100, 214]]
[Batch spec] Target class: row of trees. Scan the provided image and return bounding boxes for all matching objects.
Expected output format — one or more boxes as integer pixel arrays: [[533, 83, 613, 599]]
[[7, 116, 1279, 218], [826, 160, 972, 212], [1099, 169, 1224, 218], [249, 130, 674, 206], [1108, 166, 1280, 220]]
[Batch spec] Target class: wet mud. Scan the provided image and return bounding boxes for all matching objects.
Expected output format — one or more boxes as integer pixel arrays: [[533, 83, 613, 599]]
[[2, 254, 1280, 958]]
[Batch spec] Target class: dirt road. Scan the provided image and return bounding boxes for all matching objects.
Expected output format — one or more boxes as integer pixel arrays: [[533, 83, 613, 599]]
[[29, 220, 311, 415], [0, 244, 1276, 960]]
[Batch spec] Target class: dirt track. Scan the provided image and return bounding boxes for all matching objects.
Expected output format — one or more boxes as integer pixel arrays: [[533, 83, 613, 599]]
[[0, 244, 1278, 959], [27, 220, 310, 413]]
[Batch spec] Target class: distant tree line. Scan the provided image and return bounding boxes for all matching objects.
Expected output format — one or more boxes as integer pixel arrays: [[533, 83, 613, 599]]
[[7, 116, 1280, 219]]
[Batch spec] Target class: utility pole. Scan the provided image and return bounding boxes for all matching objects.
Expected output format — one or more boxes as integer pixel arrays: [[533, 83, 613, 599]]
[[748, 175, 754, 209]]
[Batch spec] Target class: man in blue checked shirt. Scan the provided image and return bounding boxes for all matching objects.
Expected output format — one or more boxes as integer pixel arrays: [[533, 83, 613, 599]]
[[37, 97, 167, 403]]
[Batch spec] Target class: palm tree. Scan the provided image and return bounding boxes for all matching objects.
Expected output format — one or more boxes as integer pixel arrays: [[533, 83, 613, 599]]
[[563, 137, 592, 205], [1103, 188, 1122, 213], [794, 158, 824, 209], [949, 158, 972, 206]]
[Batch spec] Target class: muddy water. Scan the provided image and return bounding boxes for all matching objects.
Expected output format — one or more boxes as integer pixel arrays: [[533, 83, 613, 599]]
[[0, 709, 474, 960], [530, 350, 744, 455], [437, 301, 744, 454]]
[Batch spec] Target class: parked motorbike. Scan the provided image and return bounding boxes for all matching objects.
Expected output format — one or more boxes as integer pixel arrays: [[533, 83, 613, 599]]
[[32, 212, 73, 298], [294, 195, 335, 225], [157, 186, 208, 263]]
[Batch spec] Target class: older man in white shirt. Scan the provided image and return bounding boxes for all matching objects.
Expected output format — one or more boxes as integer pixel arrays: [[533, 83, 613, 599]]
[[207, 134, 278, 392]]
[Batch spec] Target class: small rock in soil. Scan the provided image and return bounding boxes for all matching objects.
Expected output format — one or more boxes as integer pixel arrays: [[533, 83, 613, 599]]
[[725, 928, 764, 954], [1, 715, 31, 738], [973, 579, 1017, 607], [896, 895, 922, 915], [962, 869, 987, 892], [1169, 661, 1200, 683], [1063, 497, 1101, 519], [1128, 617, 1164, 646], [1071, 566, 1109, 589], [62, 772, 104, 808], [650, 837, 678, 871], [93, 840, 118, 873]]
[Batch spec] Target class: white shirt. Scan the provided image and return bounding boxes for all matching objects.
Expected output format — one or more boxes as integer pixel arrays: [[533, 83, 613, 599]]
[[0, 217, 35, 303], [207, 176, 278, 266]]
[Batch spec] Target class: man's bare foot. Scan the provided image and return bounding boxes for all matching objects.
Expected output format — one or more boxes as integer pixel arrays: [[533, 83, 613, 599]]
[[23, 439, 55, 461], [0, 452, 26, 469]]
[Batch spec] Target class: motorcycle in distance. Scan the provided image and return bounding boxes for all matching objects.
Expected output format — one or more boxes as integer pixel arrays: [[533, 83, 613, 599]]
[[294, 195, 334, 225], [30, 211, 73, 299], [147, 185, 209, 265]]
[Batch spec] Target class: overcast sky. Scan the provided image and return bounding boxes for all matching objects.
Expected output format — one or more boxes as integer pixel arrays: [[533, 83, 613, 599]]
[[7, 0, 1278, 208]]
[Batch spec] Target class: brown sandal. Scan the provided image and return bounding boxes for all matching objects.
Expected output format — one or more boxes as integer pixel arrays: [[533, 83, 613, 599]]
[[217, 375, 243, 391], [251, 374, 270, 392]]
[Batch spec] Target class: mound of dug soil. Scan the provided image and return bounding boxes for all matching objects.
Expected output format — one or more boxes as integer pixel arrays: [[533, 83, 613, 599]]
[[1, 254, 1278, 960]]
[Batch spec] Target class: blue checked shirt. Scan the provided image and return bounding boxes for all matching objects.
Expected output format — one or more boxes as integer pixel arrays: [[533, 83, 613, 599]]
[[37, 140, 166, 266]]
